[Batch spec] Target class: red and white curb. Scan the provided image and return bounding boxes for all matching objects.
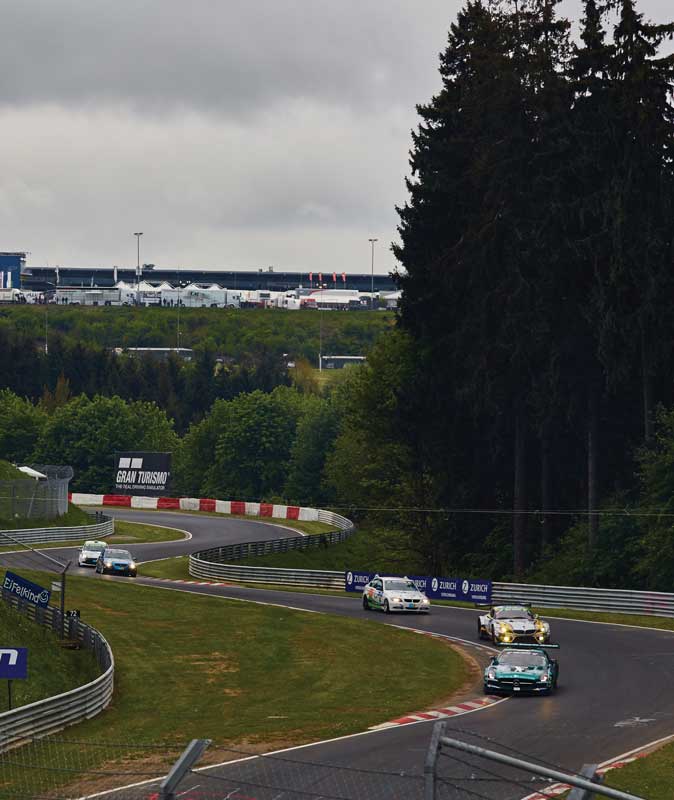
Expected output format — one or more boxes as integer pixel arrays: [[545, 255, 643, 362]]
[[369, 695, 502, 730]]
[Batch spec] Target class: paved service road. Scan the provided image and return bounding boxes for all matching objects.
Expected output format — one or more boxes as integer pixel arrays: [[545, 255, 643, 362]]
[[3, 508, 671, 799]]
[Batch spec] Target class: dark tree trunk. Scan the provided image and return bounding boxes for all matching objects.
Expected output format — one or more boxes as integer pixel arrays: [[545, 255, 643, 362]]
[[641, 325, 653, 442], [513, 411, 527, 577], [588, 386, 599, 550], [540, 423, 551, 553]]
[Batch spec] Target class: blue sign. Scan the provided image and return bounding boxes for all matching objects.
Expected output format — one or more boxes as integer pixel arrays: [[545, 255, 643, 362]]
[[345, 570, 491, 603], [0, 648, 28, 680], [2, 571, 51, 608]]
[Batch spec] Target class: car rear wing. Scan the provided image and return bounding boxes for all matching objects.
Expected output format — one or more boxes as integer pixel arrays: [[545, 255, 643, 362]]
[[495, 642, 560, 650]]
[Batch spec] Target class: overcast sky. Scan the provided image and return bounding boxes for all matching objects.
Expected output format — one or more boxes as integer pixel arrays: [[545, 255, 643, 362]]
[[1, 1, 671, 275]]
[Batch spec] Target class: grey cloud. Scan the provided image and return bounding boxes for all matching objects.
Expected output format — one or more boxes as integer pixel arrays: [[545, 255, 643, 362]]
[[1, 0, 453, 116]]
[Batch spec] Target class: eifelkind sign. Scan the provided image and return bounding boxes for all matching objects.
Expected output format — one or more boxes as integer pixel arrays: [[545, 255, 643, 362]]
[[2, 571, 51, 608]]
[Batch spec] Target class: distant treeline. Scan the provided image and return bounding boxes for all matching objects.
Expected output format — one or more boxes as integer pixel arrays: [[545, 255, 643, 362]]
[[0, 307, 391, 431]]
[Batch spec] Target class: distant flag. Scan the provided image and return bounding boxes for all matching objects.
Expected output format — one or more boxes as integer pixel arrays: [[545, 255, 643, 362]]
[[341, 272, 346, 283], [309, 272, 313, 284], [332, 272, 337, 283], [318, 272, 323, 283]]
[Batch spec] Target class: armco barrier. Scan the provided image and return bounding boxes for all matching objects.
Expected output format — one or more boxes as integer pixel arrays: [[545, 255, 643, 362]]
[[0, 591, 114, 752], [189, 562, 345, 588], [0, 513, 114, 547], [491, 581, 674, 618], [187, 563, 674, 619]]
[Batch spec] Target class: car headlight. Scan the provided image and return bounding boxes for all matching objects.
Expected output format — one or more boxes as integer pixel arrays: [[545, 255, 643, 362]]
[[421, 598, 430, 604], [391, 596, 402, 603], [540, 673, 549, 682], [499, 622, 513, 632], [105, 561, 112, 568], [487, 670, 496, 680], [129, 562, 136, 569]]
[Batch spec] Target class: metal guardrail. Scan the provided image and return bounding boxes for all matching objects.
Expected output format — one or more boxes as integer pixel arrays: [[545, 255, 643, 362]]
[[189, 561, 346, 587], [189, 509, 354, 579], [190, 561, 674, 619], [0, 591, 114, 752], [492, 581, 674, 618], [0, 513, 113, 547]]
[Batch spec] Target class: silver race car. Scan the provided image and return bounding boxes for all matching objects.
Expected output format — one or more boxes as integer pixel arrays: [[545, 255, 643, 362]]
[[78, 539, 108, 567], [477, 604, 551, 644], [362, 575, 431, 613]]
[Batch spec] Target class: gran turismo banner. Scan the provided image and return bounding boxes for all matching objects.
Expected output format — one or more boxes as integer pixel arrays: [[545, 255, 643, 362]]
[[114, 451, 172, 497], [2, 571, 51, 608], [344, 570, 492, 603]]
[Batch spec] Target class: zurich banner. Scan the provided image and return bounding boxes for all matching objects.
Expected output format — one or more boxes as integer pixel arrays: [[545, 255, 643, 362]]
[[0, 648, 28, 680], [2, 571, 51, 608], [344, 570, 491, 603]]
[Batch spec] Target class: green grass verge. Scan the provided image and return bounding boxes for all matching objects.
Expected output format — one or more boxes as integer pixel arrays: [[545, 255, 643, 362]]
[[0, 520, 186, 554], [0, 601, 99, 712], [0, 503, 93, 531], [603, 740, 674, 799], [2, 568, 468, 798], [0, 460, 25, 480], [227, 525, 425, 573]]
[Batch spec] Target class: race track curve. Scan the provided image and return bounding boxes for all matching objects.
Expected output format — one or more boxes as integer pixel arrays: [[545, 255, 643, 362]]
[[3, 507, 672, 799]]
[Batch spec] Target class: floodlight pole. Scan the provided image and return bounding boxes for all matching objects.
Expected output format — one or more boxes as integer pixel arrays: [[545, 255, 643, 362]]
[[368, 237, 378, 307], [134, 232, 143, 305]]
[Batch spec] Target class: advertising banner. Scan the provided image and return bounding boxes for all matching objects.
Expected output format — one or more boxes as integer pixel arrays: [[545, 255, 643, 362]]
[[2, 571, 51, 608], [114, 451, 172, 497], [0, 648, 28, 680], [345, 570, 491, 603]]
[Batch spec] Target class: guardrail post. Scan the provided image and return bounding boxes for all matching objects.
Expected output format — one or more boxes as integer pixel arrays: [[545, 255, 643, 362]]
[[424, 721, 445, 800], [568, 764, 602, 799], [159, 739, 212, 800]]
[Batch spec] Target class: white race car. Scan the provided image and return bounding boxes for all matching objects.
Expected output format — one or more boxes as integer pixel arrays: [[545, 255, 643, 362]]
[[78, 540, 108, 567], [477, 605, 551, 645], [362, 575, 431, 614]]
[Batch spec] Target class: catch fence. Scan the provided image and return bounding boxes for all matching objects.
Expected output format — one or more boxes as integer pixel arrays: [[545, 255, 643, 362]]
[[0, 465, 73, 521]]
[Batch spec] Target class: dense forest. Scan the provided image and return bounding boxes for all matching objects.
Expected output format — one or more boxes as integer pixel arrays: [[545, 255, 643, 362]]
[[3, 0, 674, 591], [0, 307, 391, 431]]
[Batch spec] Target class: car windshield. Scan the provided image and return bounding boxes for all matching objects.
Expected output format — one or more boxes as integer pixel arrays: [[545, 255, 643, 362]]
[[495, 608, 532, 620], [384, 580, 418, 592], [498, 653, 547, 668], [105, 550, 131, 559], [84, 543, 105, 552]]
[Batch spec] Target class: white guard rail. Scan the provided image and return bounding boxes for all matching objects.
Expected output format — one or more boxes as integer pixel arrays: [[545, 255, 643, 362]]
[[189, 561, 345, 588], [0, 593, 114, 752], [0, 513, 113, 547], [189, 565, 674, 619], [492, 581, 674, 618]]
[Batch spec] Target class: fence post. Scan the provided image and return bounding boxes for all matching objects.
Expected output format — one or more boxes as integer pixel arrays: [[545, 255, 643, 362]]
[[568, 764, 602, 800], [424, 721, 445, 800], [159, 739, 212, 800]]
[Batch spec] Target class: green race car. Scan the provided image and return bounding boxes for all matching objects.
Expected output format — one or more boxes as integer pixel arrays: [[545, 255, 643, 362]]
[[484, 644, 559, 695]]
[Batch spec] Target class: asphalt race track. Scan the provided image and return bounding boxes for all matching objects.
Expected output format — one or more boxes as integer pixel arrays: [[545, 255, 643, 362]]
[[3, 508, 673, 799]]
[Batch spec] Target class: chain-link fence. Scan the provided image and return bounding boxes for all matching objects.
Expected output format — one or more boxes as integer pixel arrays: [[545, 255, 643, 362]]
[[0, 466, 73, 521]]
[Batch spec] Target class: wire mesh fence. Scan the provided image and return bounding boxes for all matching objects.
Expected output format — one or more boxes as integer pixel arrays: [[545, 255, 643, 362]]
[[0, 466, 73, 521], [0, 727, 645, 800]]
